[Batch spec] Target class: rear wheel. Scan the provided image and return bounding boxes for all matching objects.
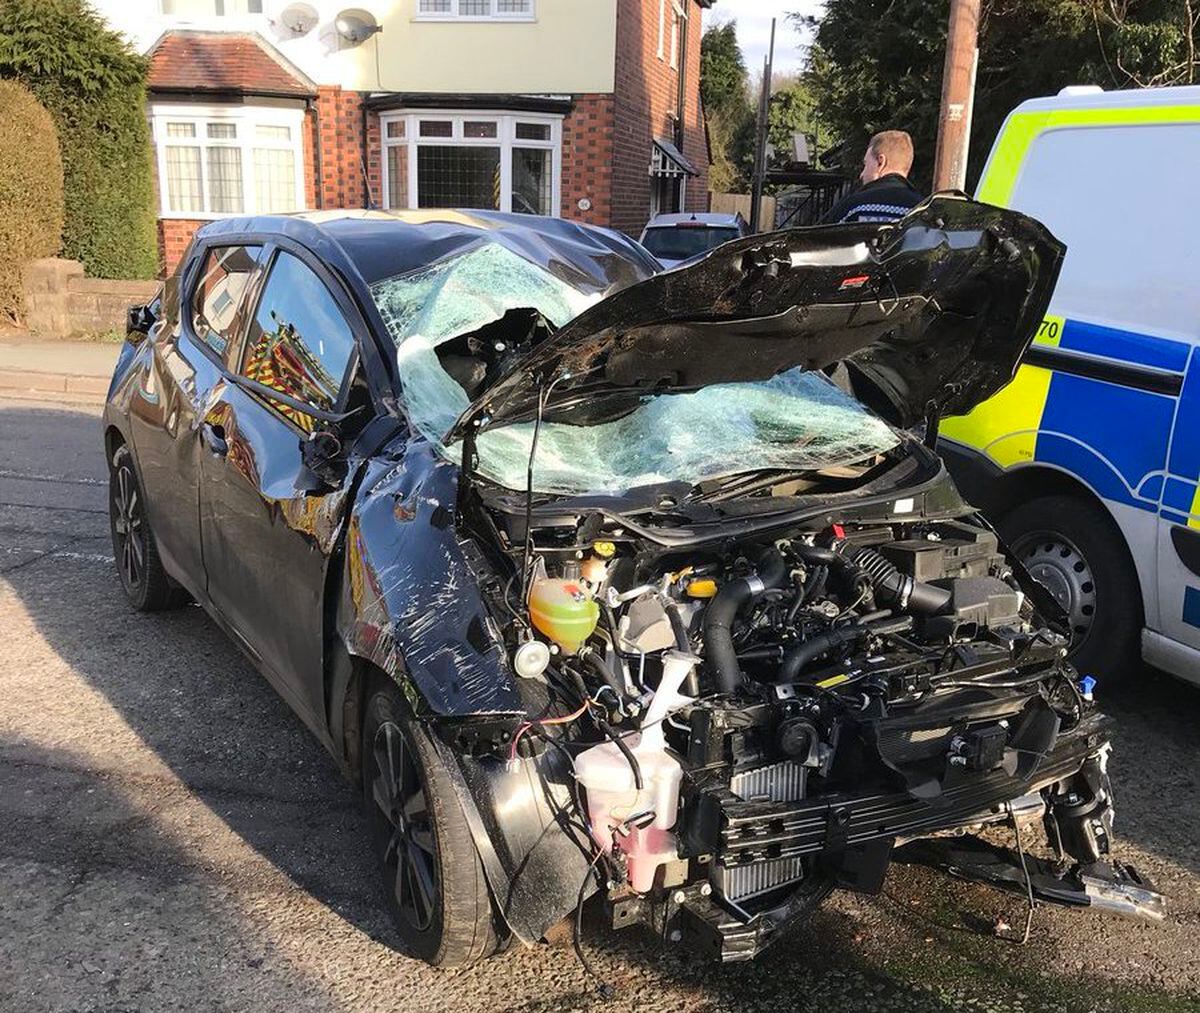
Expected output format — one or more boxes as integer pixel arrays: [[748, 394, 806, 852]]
[[362, 679, 498, 966], [999, 493, 1142, 684], [108, 444, 186, 612]]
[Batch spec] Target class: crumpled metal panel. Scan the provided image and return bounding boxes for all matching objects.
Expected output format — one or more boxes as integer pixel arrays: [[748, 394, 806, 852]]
[[339, 438, 523, 716], [454, 748, 595, 944]]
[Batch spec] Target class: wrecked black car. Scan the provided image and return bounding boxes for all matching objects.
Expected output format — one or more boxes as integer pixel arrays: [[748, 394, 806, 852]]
[[103, 198, 1162, 968]]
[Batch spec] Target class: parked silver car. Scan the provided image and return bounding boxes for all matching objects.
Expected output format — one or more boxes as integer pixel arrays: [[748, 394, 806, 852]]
[[638, 211, 750, 268]]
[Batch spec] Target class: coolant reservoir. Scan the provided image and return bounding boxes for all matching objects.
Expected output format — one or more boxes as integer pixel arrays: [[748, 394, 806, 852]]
[[528, 578, 599, 653]]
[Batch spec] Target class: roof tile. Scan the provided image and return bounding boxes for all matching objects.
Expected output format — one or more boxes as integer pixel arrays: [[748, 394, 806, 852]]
[[148, 31, 316, 98]]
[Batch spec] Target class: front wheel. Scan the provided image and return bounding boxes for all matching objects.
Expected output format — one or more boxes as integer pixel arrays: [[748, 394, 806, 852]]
[[999, 493, 1142, 683], [362, 679, 499, 966]]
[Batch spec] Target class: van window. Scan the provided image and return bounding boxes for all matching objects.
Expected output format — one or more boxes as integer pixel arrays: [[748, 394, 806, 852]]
[[240, 250, 356, 430], [1009, 124, 1200, 340]]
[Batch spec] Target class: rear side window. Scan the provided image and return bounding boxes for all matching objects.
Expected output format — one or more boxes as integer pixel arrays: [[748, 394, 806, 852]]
[[192, 245, 261, 357], [240, 250, 356, 430]]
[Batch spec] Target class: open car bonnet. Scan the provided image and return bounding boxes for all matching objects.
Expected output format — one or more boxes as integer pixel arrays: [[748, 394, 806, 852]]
[[444, 196, 1064, 443]]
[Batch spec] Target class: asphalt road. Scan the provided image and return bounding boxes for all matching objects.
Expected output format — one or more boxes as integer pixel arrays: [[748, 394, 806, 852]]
[[0, 394, 1197, 1013]]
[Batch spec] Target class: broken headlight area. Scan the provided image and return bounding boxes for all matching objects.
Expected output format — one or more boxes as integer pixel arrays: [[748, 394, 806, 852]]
[[464, 510, 1163, 962]]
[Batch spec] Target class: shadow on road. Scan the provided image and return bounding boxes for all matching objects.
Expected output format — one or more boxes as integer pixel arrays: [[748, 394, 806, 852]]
[[0, 735, 345, 1009]]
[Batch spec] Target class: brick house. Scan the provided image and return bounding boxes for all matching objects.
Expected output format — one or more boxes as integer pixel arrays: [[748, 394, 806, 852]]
[[93, 0, 713, 275]]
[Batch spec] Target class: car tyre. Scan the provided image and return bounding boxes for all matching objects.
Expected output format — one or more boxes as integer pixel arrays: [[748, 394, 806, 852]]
[[108, 444, 187, 612], [362, 678, 498, 967], [999, 493, 1142, 684]]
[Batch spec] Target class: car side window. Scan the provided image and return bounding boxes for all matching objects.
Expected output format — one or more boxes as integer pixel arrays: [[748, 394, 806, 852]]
[[192, 245, 262, 358], [239, 250, 357, 431]]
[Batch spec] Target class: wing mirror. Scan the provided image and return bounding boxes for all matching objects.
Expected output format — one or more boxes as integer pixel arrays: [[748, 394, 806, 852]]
[[126, 300, 159, 342]]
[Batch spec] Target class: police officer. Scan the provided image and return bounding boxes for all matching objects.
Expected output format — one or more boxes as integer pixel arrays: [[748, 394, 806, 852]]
[[823, 130, 924, 224]]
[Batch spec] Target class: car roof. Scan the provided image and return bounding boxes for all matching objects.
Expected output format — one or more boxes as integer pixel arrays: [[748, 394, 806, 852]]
[[192, 208, 660, 291], [643, 212, 744, 228]]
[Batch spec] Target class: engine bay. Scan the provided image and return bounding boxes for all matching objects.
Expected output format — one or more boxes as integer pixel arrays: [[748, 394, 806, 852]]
[[461, 496, 1150, 958]]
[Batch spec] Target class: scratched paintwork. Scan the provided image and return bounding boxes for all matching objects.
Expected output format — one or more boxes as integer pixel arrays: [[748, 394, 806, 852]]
[[339, 440, 523, 717]]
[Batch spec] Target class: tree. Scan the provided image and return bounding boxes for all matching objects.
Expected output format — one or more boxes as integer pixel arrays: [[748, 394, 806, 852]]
[[701, 20, 755, 192], [0, 0, 157, 279], [766, 74, 837, 169], [801, 0, 1200, 192], [0, 80, 64, 322]]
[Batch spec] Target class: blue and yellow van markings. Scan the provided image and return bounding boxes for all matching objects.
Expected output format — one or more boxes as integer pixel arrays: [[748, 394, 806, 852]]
[[942, 314, 1198, 524], [1182, 587, 1200, 629]]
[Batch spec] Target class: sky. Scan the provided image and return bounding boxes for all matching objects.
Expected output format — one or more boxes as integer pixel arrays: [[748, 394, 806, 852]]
[[708, 0, 825, 78]]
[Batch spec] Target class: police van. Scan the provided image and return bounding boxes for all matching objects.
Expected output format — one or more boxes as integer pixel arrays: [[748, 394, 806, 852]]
[[940, 84, 1200, 687]]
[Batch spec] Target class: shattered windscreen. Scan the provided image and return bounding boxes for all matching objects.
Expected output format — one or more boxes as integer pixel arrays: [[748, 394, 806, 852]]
[[371, 243, 901, 496]]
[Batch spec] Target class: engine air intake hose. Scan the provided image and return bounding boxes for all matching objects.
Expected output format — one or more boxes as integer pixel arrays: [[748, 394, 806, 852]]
[[841, 542, 952, 615], [704, 547, 788, 695], [794, 539, 951, 616]]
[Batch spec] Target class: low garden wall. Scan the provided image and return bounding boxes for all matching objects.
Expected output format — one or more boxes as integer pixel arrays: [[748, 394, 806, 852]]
[[21, 258, 159, 338]]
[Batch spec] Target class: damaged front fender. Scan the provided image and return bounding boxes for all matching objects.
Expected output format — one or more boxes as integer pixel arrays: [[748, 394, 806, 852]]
[[338, 438, 522, 717]]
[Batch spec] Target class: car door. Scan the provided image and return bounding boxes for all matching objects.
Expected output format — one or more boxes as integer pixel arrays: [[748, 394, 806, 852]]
[[197, 243, 362, 729], [125, 243, 263, 600]]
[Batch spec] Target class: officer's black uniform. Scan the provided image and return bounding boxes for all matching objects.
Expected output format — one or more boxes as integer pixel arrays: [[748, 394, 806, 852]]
[[822, 173, 924, 224]]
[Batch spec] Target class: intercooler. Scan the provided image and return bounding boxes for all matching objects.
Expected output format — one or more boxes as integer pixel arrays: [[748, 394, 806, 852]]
[[713, 760, 808, 904]]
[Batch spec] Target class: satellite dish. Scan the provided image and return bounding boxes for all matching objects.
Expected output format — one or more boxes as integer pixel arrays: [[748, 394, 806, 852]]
[[335, 8, 382, 46], [278, 2, 318, 36]]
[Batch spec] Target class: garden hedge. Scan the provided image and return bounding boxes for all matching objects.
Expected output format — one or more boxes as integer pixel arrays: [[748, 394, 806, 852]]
[[0, 0, 157, 280], [0, 78, 63, 322]]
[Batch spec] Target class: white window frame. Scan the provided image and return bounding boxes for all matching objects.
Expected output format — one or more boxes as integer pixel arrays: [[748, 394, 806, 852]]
[[380, 109, 561, 216], [151, 103, 306, 220], [657, 0, 665, 59], [413, 0, 536, 22]]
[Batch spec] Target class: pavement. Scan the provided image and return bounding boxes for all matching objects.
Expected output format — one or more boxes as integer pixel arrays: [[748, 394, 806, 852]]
[[0, 391, 1198, 1013], [0, 336, 119, 402]]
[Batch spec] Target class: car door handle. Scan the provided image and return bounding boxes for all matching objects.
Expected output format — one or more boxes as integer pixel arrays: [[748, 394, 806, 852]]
[[202, 422, 228, 457]]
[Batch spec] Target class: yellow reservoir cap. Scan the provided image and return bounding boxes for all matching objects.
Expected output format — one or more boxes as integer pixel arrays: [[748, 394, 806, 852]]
[[528, 578, 600, 654], [686, 578, 719, 599], [592, 540, 616, 558]]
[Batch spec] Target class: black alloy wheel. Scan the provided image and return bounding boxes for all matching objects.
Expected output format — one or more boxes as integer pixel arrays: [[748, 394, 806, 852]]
[[370, 720, 438, 933], [111, 454, 145, 594], [361, 680, 498, 966], [108, 444, 184, 612]]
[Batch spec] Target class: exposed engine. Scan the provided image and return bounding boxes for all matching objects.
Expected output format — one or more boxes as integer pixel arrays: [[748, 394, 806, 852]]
[[481, 508, 1141, 958]]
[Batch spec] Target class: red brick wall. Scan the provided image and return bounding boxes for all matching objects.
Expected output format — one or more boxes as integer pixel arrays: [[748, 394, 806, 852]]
[[314, 86, 381, 210], [610, 0, 709, 237], [561, 94, 615, 227], [158, 219, 206, 276]]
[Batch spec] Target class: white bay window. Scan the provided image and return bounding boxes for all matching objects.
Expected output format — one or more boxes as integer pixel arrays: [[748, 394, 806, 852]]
[[152, 104, 305, 218], [381, 111, 560, 217]]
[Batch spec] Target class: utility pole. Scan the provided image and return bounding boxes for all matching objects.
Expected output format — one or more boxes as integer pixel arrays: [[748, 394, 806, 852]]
[[749, 17, 775, 232], [932, 0, 981, 192]]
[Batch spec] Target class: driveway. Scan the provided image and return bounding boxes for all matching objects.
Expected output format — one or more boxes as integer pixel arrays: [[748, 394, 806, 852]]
[[0, 395, 1197, 1013]]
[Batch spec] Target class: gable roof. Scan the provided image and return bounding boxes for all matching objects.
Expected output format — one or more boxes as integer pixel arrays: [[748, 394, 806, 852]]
[[147, 31, 317, 100]]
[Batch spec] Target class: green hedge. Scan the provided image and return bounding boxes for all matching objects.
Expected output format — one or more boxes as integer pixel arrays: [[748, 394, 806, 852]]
[[0, 0, 157, 280], [0, 79, 63, 322]]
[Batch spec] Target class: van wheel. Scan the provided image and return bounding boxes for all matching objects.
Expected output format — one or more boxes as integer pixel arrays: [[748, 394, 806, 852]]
[[999, 494, 1142, 685], [362, 679, 498, 967]]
